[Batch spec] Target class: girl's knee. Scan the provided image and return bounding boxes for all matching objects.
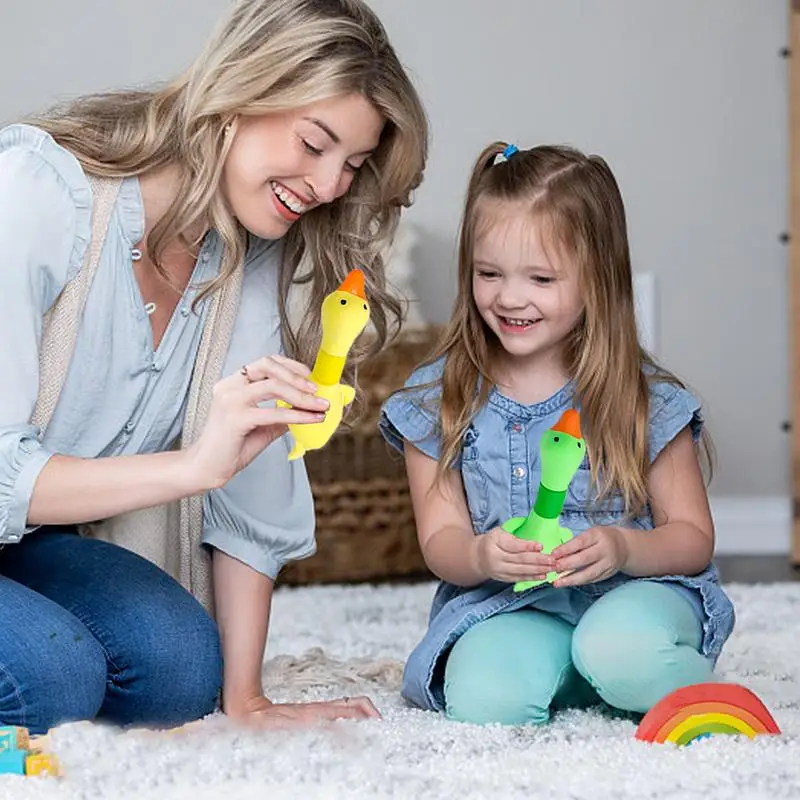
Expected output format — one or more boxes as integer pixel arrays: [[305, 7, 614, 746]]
[[442, 612, 575, 726], [444, 664, 550, 726], [571, 583, 713, 713]]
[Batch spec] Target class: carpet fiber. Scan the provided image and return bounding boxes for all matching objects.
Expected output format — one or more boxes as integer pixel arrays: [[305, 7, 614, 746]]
[[4, 581, 799, 799]]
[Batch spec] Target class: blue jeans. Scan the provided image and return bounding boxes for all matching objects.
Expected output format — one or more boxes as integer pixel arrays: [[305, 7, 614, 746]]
[[0, 527, 222, 734], [444, 581, 714, 725]]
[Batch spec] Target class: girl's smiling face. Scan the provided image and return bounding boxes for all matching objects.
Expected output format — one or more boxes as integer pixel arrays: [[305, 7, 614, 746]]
[[221, 93, 385, 239], [471, 200, 585, 372]]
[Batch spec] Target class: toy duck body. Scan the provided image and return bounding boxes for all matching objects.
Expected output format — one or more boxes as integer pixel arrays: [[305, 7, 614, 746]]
[[502, 409, 586, 591], [283, 269, 370, 461]]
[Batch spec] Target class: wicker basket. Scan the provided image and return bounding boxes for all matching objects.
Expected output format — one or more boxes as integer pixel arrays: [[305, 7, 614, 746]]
[[279, 326, 442, 585]]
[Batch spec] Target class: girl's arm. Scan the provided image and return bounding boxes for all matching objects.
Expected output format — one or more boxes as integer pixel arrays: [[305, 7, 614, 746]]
[[618, 425, 715, 576], [405, 442, 486, 586], [552, 426, 714, 583], [405, 443, 553, 586]]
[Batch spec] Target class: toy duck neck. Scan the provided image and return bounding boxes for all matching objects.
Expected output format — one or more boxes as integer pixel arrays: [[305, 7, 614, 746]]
[[531, 481, 567, 520], [311, 348, 346, 386]]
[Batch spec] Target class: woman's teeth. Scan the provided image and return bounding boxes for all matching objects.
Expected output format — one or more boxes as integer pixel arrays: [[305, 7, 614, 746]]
[[270, 181, 309, 215]]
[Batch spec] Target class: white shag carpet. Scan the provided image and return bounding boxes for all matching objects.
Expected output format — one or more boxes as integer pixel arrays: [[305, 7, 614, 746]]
[[4, 581, 799, 800]]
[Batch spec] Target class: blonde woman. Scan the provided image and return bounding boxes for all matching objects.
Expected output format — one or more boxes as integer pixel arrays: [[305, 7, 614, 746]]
[[0, 0, 427, 734], [380, 142, 733, 726]]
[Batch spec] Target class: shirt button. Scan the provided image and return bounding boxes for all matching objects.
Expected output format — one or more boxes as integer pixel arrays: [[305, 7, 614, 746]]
[[180, 306, 190, 317], [512, 423, 522, 433], [6, 534, 19, 542], [124, 420, 135, 433], [513, 466, 526, 479], [151, 360, 162, 372]]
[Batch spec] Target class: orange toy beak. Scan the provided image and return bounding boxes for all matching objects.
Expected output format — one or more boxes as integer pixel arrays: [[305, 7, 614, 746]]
[[551, 409, 582, 439], [338, 268, 366, 299]]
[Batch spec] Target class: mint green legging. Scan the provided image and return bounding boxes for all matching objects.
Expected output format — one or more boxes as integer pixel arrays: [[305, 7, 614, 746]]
[[444, 581, 714, 725]]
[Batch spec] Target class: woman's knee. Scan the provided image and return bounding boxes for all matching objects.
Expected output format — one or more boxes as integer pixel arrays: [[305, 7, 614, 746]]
[[0, 618, 107, 734], [444, 611, 575, 726], [101, 595, 222, 727], [571, 581, 713, 713]]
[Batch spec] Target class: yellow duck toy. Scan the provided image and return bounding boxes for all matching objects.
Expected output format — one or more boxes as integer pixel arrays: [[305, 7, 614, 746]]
[[282, 268, 370, 461]]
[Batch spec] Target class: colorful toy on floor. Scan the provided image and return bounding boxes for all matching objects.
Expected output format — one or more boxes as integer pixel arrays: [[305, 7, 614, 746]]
[[280, 268, 370, 461], [502, 409, 585, 591], [635, 682, 781, 746], [0, 726, 60, 777]]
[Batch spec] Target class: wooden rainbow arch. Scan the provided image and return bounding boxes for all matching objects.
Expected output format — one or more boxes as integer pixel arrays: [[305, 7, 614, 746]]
[[635, 683, 781, 746]]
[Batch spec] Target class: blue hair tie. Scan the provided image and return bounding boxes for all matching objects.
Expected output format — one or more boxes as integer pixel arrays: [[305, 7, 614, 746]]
[[502, 144, 519, 160]]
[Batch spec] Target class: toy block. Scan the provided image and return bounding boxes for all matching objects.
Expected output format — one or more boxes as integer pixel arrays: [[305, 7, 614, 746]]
[[25, 752, 60, 777], [0, 749, 27, 774], [0, 726, 29, 753]]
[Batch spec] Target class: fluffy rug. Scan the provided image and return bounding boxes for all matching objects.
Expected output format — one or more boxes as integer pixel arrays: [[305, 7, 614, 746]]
[[4, 581, 799, 799]]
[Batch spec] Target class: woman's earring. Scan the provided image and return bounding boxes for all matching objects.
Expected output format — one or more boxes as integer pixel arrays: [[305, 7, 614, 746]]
[[224, 122, 233, 136]]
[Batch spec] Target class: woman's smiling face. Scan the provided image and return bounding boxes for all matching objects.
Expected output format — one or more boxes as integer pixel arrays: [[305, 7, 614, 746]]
[[221, 93, 385, 239]]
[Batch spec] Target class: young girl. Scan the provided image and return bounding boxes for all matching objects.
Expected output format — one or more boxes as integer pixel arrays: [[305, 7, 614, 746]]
[[379, 142, 734, 726], [0, 0, 427, 734]]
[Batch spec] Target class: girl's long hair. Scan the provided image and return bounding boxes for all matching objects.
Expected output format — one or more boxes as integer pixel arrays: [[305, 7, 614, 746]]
[[27, 0, 428, 372], [420, 142, 711, 515]]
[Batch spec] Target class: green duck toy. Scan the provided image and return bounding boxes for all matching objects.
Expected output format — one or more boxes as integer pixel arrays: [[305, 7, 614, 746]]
[[502, 408, 586, 592]]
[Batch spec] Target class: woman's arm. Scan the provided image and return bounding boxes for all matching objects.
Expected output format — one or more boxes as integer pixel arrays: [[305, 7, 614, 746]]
[[27, 450, 203, 525], [212, 548, 272, 711], [212, 549, 379, 725], [26, 356, 328, 527], [405, 443, 553, 586]]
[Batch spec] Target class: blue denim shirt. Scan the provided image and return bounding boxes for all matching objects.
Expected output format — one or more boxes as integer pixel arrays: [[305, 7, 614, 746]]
[[0, 124, 315, 578], [379, 357, 735, 712]]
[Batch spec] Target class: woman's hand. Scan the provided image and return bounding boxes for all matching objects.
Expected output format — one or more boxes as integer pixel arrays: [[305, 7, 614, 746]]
[[225, 694, 381, 729], [184, 354, 329, 491], [473, 527, 556, 584], [550, 526, 629, 587]]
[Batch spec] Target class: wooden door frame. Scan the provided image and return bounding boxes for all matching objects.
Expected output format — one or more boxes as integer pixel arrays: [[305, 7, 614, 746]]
[[791, 1, 800, 563]]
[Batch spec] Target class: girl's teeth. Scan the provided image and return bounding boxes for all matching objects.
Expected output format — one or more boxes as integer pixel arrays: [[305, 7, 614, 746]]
[[503, 317, 534, 326], [270, 181, 308, 214]]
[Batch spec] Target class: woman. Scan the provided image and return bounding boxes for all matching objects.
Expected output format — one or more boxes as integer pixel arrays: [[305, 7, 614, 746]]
[[0, 0, 428, 734]]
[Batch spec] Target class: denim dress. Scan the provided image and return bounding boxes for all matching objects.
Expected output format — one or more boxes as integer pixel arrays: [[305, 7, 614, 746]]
[[379, 357, 735, 713]]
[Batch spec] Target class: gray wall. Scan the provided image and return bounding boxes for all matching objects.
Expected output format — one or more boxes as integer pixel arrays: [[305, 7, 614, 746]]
[[0, 1, 788, 498]]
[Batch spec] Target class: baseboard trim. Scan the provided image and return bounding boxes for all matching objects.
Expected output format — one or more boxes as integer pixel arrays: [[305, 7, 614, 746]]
[[710, 496, 791, 555]]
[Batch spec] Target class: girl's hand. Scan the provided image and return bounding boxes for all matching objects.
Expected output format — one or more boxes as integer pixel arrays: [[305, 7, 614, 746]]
[[226, 694, 381, 730], [184, 355, 329, 491], [474, 527, 556, 584], [550, 526, 629, 587]]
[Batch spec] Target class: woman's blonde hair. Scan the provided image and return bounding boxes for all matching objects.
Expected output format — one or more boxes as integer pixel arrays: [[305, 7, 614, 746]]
[[28, 0, 428, 372], [420, 141, 711, 515]]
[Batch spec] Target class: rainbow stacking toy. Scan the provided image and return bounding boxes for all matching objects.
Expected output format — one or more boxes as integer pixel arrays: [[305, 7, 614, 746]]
[[634, 682, 781, 746]]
